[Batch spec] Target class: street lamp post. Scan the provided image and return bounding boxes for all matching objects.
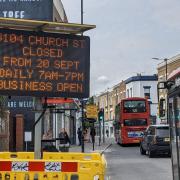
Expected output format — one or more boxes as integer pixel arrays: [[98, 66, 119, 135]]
[[81, 0, 83, 25], [152, 57, 168, 81]]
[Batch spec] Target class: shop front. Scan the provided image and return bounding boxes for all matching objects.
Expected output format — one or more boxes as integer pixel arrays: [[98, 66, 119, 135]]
[[168, 68, 180, 180]]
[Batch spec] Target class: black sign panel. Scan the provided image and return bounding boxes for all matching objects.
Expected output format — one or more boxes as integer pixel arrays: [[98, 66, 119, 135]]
[[7, 96, 34, 110], [0, 29, 90, 98], [0, 0, 53, 21]]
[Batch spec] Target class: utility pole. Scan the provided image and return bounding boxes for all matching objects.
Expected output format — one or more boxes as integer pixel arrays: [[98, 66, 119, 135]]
[[164, 58, 168, 81], [81, 0, 83, 25]]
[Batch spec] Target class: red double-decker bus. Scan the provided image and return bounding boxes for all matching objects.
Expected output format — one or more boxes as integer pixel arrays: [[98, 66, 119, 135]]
[[114, 97, 150, 144]]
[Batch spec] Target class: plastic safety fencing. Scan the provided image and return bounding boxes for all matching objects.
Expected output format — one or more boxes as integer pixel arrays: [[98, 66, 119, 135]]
[[0, 152, 107, 180]]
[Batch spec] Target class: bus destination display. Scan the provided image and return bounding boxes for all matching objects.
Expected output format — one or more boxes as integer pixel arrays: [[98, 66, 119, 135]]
[[0, 29, 90, 98]]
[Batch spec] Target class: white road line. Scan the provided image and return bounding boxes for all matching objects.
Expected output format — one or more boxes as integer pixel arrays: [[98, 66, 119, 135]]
[[106, 176, 111, 180]]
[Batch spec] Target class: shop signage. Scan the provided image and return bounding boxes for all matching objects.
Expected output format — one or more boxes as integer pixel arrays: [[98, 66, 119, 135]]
[[0, 0, 52, 21]]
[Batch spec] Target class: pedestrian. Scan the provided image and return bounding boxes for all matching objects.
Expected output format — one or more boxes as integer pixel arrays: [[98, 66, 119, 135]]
[[59, 128, 71, 152], [42, 128, 58, 152], [90, 127, 96, 143], [77, 127, 82, 146], [42, 128, 52, 140], [106, 129, 109, 137]]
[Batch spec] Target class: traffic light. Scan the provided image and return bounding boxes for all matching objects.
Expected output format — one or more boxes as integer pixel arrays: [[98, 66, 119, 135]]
[[98, 108, 104, 121]]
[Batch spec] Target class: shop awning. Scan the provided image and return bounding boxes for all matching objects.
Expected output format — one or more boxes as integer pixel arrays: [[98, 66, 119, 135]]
[[0, 17, 96, 34]]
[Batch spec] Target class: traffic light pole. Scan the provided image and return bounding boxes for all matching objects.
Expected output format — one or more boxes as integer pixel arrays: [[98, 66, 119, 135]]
[[103, 116, 105, 143], [99, 119, 101, 146]]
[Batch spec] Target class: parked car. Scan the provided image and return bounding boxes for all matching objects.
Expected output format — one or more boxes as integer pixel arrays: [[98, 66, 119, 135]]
[[140, 124, 170, 157]]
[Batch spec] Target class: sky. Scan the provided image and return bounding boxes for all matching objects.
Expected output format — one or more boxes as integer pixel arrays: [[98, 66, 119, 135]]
[[61, 0, 180, 96]]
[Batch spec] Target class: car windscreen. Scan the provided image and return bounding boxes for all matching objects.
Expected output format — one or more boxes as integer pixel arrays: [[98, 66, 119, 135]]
[[124, 119, 147, 126], [156, 127, 169, 137], [123, 100, 146, 113]]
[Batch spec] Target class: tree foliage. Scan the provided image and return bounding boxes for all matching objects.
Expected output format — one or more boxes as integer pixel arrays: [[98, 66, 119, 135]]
[[88, 96, 94, 105]]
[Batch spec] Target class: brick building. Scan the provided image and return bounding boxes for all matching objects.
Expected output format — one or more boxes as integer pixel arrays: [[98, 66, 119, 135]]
[[157, 54, 180, 122]]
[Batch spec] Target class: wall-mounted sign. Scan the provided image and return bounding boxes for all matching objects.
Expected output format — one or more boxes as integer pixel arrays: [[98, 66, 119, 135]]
[[0, 0, 53, 21], [25, 131, 32, 142], [7, 96, 34, 109], [0, 28, 90, 98]]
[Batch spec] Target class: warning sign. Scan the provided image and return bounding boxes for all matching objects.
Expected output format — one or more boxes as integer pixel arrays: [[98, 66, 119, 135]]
[[0, 28, 90, 98]]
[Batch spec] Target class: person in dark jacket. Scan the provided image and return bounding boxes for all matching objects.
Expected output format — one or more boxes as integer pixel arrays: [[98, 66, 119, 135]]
[[59, 128, 71, 152], [77, 127, 82, 146]]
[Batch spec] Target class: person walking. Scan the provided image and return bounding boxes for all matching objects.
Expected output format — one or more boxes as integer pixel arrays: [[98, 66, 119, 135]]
[[77, 127, 82, 146], [106, 129, 109, 137], [59, 128, 71, 152]]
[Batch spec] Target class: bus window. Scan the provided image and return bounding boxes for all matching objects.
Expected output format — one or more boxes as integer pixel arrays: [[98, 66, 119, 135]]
[[124, 119, 147, 126], [124, 100, 146, 113]]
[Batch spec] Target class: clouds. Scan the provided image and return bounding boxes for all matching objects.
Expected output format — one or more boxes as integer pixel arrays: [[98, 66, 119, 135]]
[[62, 0, 180, 95]]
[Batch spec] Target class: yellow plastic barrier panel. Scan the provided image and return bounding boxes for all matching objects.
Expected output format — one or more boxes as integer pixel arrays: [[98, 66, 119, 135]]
[[0, 152, 34, 159], [0, 152, 107, 180]]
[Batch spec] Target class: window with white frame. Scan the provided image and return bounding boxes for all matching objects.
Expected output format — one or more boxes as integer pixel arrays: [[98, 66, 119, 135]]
[[127, 89, 129, 98], [130, 88, 133, 97], [144, 86, 151, 99]]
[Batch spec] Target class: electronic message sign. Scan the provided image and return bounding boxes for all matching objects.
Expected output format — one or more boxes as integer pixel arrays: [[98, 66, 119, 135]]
[[0, 0, 52, 21], [0, 28, 90, 98]]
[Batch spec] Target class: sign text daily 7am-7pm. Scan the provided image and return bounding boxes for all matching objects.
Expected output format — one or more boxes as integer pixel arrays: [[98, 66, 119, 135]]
[[0, 29, 90, 98]]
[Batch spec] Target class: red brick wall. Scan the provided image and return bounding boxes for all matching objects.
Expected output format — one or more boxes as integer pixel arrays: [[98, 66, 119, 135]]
[[16, 114, 24, 151]]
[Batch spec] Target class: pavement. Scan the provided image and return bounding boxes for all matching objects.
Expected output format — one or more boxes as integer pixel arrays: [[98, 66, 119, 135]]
[[69, 136, 115, 153]]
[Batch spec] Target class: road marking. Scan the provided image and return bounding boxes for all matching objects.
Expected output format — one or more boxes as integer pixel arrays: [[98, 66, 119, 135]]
[[106, 176, 111, 180]]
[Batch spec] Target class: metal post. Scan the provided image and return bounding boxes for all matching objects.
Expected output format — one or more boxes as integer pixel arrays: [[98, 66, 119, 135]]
[[81, 0, 83, 25], [165, 58, 168, 81], [164, 58, 168, 123], [103, 115, 105, 143], [92, 122, 95, 151], [81, 100, 85, 152], [99, 119, 101, 146]]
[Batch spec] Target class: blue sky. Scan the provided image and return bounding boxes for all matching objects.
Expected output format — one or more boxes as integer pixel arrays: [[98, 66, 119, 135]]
[[62, 0, 180, 95]]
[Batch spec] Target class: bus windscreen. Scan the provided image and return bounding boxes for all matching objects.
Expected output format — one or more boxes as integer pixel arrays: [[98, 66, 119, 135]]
[[124, 100, 146, 113]]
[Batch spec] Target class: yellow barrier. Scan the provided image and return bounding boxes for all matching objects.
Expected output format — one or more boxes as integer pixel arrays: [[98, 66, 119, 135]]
[[0, 152, 107, 180], [0, 152, 34, 159]]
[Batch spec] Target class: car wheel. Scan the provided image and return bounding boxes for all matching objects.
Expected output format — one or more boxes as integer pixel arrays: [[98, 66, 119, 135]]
[[168, 152, 171, 157], [148, 148, 154, 158], [140, 144, 146, 155]]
